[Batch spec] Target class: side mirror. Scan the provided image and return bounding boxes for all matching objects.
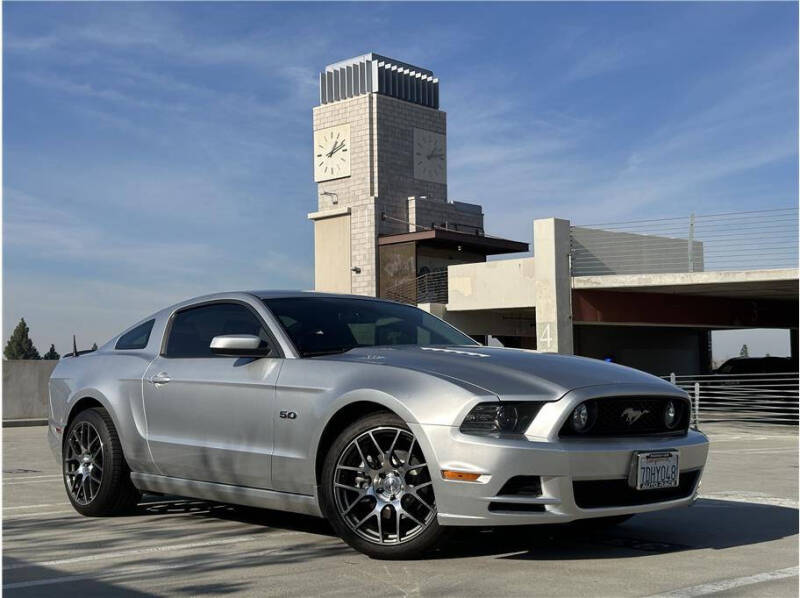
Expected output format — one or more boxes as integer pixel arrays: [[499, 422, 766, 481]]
[[210, 335, 271, 358]]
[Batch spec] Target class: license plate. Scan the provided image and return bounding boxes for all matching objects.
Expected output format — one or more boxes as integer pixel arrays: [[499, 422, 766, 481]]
[[631, 451, 679, 490]]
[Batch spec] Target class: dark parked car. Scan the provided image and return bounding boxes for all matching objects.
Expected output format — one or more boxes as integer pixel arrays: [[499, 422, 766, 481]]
[[709, 356, 798, 425], [715, 356, 795, 375]]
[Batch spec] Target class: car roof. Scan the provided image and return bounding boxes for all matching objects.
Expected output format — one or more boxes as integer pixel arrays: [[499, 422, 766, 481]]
[[158, 291, 401, 316], [250, 290, 402, 302], [105, 291, 403, 352], [723, 356, 791, 362]]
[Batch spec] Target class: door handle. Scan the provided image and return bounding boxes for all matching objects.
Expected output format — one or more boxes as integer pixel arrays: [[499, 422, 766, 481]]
[[149, 372, 171, 385]]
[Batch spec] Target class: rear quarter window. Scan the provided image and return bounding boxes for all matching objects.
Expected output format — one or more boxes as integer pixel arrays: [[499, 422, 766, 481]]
[[115, 319, 155, 350]]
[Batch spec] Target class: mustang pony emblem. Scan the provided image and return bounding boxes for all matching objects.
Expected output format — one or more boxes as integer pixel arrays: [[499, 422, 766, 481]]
[[621, 407, 649, 425]]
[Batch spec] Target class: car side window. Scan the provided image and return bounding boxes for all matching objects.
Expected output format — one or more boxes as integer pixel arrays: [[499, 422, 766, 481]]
[[164, 303, 273, 358], [115, 319, 155, 350]]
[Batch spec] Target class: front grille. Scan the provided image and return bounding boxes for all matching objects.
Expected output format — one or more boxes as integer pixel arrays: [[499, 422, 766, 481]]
[[573, 470, 700, 509], [560, 397, 690, 437], [488, 502, 546, 513]]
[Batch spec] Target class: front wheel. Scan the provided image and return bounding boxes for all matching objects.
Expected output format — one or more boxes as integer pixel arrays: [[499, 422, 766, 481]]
[[63, 407, 141, 516], [321, 412, 444, 559]]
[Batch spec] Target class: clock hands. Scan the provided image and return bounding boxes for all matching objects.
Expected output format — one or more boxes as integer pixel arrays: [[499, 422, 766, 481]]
[[326, 140, 347, 158], [425, 141, 444, 161]]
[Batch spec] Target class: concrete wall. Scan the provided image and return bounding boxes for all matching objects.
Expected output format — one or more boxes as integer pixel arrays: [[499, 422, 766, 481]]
[[447, 258, 535, 311], [571, 227, 704, 276], [420, 304, 536, 338], [574, 325, 705, 376], [408, 196, 483, 234], [3, 360, 57, 421]]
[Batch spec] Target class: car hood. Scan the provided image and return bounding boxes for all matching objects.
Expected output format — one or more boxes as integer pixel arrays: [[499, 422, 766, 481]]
[[318, 345, 677, 401]]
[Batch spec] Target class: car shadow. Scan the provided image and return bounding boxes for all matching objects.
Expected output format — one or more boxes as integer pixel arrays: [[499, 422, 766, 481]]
[[432, 498, 798, 560], [134, 495, 337, 537], [2, 556, 160, 597], [134, 495, 796, 561]]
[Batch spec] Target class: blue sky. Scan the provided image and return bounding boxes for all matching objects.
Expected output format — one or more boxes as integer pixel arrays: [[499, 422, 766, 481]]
[[3, 2, 798, 357]]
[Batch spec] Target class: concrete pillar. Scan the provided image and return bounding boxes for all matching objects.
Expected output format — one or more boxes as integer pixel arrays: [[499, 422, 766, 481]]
[[533, 218, 573, 354]]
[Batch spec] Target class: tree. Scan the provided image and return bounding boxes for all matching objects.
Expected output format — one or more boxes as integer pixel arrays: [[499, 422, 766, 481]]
[[42, 344, 60, 360], [91, 342, 98, 351], [740, 344, 749, 358], [4, 318, 41, 360]]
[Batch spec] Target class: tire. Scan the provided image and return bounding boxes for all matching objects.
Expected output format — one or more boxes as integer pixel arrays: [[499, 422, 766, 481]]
[[320, 412, 445, 559], [62, 407, 141, 516]]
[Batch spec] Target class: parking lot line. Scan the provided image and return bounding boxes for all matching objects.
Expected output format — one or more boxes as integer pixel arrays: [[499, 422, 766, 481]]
[[711, 447, 797, 454], [2, 531, 300, 571], [3, 561, 239, 591], [4, 476, 63, 485], [708, 435, 796, 442], [699, 491, 799, 509], [2, 499, 192, 513], [2, 503, 68, 510], [2, 509, 74, 519], [645, 566, 799, 597], [2, 542, 345, 591], [3, 504, 222, 521]]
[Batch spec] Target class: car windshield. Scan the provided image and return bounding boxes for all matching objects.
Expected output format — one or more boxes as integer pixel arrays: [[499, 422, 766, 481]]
[[262, 296, 478, 357]]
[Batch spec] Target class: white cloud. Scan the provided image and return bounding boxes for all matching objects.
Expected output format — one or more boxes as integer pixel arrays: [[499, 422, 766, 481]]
[[3, 185, 313, 352], [444, 40, 796, 243]]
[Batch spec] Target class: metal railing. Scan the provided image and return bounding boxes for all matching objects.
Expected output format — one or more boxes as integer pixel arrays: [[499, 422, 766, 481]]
[[665, 372, 799, 426], [571, 207, 798, 276], [383, 270, 449, 305]]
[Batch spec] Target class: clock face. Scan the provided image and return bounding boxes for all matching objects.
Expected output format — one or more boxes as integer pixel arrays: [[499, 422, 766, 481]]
[[413, 128, 447, 184], [314, 124, 351, 182]]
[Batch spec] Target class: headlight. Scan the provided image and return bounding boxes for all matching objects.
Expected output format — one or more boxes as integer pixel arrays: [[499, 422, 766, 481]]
[[460, 402, 543, 436]]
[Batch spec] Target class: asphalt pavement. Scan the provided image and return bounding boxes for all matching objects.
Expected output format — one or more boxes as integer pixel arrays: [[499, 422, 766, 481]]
[[3, 422, 797, 597]]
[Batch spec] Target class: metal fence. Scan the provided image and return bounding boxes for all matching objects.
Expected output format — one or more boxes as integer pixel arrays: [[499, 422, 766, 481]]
[[383, 270, 449, 305], [571, 207, 799, 276], [665, 372, 799, 426]]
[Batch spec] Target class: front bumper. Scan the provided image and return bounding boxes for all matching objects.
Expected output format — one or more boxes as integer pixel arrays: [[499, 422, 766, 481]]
[[413, 423, 709, 526]]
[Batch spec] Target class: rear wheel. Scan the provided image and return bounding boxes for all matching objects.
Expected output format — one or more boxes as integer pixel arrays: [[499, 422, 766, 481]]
[[321, 412, 444, 559], [63, 407, 141, 516]]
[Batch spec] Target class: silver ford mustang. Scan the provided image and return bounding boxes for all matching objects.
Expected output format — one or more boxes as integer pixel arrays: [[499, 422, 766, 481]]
[[48, 291, 709, 559]]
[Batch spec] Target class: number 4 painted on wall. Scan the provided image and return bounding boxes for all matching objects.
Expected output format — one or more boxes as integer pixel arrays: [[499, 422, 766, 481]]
[[539, 324, 552, 350]]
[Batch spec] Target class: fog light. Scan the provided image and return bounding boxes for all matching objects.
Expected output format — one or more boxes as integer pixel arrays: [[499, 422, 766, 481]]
[[571, 404, 590, 433], [664, 401, 678, 429]]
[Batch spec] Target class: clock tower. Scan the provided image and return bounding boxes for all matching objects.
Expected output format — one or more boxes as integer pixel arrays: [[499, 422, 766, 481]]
[[309, 53, 525, 300]]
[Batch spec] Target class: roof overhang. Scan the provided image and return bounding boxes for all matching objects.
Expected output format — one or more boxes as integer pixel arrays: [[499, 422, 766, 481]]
[[571, 269, 799, 300], [378, 228, 528, 256]]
